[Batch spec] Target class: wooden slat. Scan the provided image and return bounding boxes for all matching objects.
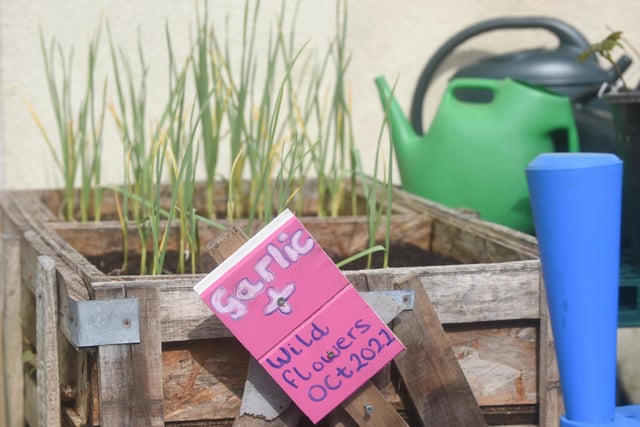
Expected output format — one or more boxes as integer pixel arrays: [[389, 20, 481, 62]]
[[24, 371, 38, 427], [21, 229, 90, 300], [390, 186, 539, 260], [2, 232, 24, 427], [392, 274, 487, 426], [36, 256, 62, 427], [50, 213, 429, 265], [349, 261, 541, 324], [232, 406, 303, 427], [19, 230, 94, 425], [145, 260, 541, 344], [37, 179, 389, 224], [538, 281, 563, 427], [205, 225, 249, 264], [10, 194, 104, 285], [61, 407, 87, 427], [96, 283, 164, 427], [340, 381, 408, 426], [0, 205, 7, 425], [328, 406, 359, 426], [158, 278, 232, 341]]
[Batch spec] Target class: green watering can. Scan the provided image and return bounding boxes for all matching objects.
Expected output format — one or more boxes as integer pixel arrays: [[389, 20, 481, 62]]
[[375, 76, 580, 233]]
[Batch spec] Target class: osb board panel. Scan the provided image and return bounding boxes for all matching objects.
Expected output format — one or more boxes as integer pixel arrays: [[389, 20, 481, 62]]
[[153, 325, 535, 424], [75, 338, 252, 425], [162, 338, 249, 423], [446, 322, 537, 406]]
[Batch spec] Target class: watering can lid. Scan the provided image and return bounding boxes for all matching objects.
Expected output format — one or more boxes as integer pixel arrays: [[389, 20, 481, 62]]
[[454, 48, 612, 87], [527, 153, 622, 171]]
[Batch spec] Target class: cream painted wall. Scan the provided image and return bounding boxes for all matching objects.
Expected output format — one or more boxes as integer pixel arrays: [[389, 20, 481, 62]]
[[2, 0, 640, 190]]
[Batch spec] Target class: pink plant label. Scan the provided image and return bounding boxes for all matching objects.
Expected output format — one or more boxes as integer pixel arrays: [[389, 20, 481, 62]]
[[194, 209, 405, 423], [259, 285, 405, 423]]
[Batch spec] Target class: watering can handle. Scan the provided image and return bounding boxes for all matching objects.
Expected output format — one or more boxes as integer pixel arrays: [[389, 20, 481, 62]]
[[410, 17, 595, 136], [444, 78, 501, 102]]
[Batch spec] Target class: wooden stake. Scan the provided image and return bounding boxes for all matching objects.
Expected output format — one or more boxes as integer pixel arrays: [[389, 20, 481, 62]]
[[96, 283, 164, 427], [35, 256, 62, 427], [393, 274, 487, 426], [2, 232, 23, 427]]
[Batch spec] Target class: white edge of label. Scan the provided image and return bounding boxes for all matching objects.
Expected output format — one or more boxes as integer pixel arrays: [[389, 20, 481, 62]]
[[193, 208, 294, 295]]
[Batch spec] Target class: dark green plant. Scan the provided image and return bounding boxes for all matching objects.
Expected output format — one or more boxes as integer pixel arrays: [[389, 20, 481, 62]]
[[33, 1, 396, 275], [30, 24, 107, 222], [579, 30, 640, 92]]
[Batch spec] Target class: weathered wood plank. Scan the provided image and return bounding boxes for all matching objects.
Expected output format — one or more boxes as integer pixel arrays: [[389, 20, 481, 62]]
[[205, 224, 250, 265], [96, 283, 164, 427], [134, 260, 541, 344], [10, 194, 105, 285], [340, 381, 408, 426], [158, 278, 232, 341], [349, 261, 541, 324], [18, 230, 94, 425], [390, 185, 539, 260], [20, 229, 90, 300], [328, 406, 359, 426], [39, 179, 388, 223], [538, 281, 563, 427], [36, 256, 62, 427], [49, 213, 429, 264], [393, 274, 486, 426], [0, 206, 6, 426], [20, 228, 94, 424], [301, 214, 433, 256], [61, 406, 86, 427], [24, 371, 38, 427], [2, 232, 24, 427], [231, 407, 302, 427]]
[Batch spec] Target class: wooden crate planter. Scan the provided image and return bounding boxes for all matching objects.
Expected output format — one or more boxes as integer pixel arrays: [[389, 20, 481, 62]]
[[0, 184, 560, 426]]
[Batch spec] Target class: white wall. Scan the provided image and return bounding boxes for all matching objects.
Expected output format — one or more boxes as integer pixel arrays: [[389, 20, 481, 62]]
[[2, 0, 640, 189]]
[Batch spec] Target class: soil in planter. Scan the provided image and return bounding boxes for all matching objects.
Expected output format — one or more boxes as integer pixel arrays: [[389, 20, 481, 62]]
[[86, 242, 460, 276], [329, 242, 461, 270]]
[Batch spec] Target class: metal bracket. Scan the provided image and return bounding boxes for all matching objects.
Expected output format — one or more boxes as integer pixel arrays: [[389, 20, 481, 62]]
[[66, 297, 140, 347], [361, 290, 415, 323], [369, 289, 415, 309]]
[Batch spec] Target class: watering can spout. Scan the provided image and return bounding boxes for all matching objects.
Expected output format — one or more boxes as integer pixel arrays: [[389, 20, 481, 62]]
[[374, 75, 419, 154]]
